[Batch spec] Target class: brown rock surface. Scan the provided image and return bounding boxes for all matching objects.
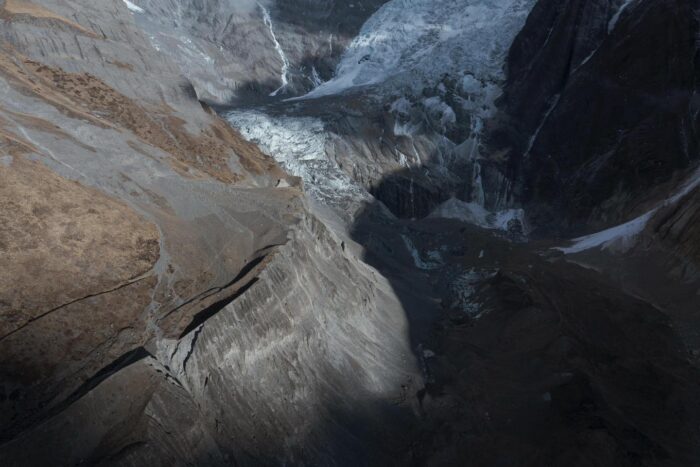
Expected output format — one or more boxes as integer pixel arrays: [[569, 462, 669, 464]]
[[0, 157, 159, 336], [0, 1, 419, 462]]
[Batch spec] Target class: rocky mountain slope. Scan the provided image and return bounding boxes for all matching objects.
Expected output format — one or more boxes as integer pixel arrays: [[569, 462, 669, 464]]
[[222, 0, 700, 464], [0, 1, 419, 464], [500, 0, 700, 235], [2, 0, 700, 465], [129, 0, 388, 103], [497, 0, 700, 355]]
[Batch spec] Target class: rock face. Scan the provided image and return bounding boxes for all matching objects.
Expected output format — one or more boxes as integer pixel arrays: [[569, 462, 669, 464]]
[[132, 0, 388, 103], [3, 0, 700, 465], [0, 0, 419, 464], [351, 217, 700, 466], [495, 0, 700, 353], [500, 0, 700, 234]]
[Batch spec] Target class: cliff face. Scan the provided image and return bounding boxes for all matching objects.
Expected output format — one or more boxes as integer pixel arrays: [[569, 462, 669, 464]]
[[495, 0, 700, 351], [0, 1, 419, 464], [501, 0, 700, 234], [131, 0, 388, 103]]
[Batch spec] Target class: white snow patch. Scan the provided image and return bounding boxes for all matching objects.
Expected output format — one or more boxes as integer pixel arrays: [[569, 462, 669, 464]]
[[429, 197, 528, 233], [557, 211, 654, 254], [401, 234, 442, 270], [461, 74, 482, 94], [122, 0, 144, 13], [557, 166, 700, 254]]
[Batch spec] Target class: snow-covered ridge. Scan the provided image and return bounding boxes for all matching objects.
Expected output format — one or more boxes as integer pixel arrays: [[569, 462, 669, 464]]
[[557, 167, 700, 254]]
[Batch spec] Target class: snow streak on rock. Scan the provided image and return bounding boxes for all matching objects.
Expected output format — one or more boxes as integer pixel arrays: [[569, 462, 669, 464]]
[[123, 0, 144, 13], [557, 212, 654, 254], [608, 0, 638, 33], [401, 234, 443, 270], [260, 3, 290, 97]]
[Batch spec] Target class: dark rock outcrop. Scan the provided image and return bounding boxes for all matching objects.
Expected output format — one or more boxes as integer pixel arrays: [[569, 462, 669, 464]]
[[501, 0, 700, 234]]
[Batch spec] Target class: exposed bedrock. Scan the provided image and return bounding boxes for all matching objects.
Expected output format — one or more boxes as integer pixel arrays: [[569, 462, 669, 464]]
[[0, 0, 420, 464], [349, 206, 700, 465], [2, 206, 421, 466], [132, 0, 389, 104], [498, 0, 700, 235], [492, 0, 700, 357], [2, 0, 700, 465]]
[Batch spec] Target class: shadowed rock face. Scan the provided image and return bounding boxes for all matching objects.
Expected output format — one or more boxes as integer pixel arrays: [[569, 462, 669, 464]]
[[219, 0, 700, 463], [500, 0, 700, 235], [492, 0, 700, 362], [348, 209, 700, 466]]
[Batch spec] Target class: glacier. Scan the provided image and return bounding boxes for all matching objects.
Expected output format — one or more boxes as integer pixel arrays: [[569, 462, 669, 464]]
[[225, 109, 371, 216], [227, 0, 538, 234], [301, 0, 536, 100]]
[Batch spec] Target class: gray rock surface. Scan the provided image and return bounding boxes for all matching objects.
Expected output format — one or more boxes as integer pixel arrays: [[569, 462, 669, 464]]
[[3, 0, 700, 465], [131, 0, 388, 103], [0, 0, 420, 463]]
